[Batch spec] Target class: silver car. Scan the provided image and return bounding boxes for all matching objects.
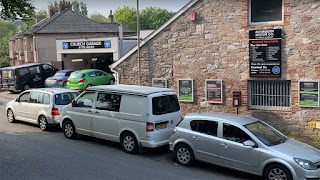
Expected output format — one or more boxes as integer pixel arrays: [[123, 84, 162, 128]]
[[6, 88, 79, 131], [169, 112, 320, 180], [45, 70, 74, 88]]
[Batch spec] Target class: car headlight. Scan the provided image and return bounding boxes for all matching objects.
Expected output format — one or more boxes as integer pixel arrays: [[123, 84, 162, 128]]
[[294, 158, 317, 170]]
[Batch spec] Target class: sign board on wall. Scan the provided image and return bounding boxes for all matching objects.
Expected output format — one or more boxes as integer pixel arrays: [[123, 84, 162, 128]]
[[249, 29, 282, 77], [206, 79, 223, 103], [299, 81, 319, 107], [178, 79, 193, 102], [63, 40, 111, 49], [152, 78, 167, 88]]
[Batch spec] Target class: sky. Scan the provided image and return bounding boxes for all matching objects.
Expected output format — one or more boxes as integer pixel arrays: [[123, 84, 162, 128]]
[[32, 0, 191, 16]]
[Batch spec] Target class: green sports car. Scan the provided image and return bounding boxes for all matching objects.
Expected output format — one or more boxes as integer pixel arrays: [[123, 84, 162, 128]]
[[66, 69, 115, 90]]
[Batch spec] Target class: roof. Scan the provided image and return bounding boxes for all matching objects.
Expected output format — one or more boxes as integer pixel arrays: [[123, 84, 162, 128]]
[[73, 69, 103, 74], [110, 0, 199, 69], [87, 84, 175, 96], [26, 88, 78, 94], [13, 9, 132, 36], [1, 63, 46, 70], [56, 69, 74, 73], [185, 112, 259, 126]]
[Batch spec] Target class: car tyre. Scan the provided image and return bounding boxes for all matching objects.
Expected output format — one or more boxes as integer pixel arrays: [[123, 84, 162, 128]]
[[264, 164, 292, 180], [174, 144, 194, 166], [120, 132, 138, 154], [7, 109, 16, 123], [109, 79, 115, 85], [39, 115, 49, 131], [63, 120, 77, 139]]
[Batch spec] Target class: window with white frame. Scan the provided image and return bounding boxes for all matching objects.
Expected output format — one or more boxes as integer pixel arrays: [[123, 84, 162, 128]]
[[249, 0, 283, 24], [248, 80, 290, 110]]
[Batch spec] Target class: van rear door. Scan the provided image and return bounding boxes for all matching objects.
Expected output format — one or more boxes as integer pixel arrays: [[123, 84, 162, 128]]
[[148, 92, 181, 141], [1, 69, 15, 88]]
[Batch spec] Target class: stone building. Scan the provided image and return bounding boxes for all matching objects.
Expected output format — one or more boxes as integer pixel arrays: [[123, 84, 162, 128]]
[[111, 0, 320, 136]]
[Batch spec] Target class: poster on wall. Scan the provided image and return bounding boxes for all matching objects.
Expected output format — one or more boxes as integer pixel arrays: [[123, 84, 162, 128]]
[[299, 81, 319, 107], [206, 80, 223, 104], [249, 29, 282, 77], [178, 79, 193, 102], [152, 78, 167, 88]]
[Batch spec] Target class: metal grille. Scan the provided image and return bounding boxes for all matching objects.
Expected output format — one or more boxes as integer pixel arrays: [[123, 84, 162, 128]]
[[248, 80, 291, 110]]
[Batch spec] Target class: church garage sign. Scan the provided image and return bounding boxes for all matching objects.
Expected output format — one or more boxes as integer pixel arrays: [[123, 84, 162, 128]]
[[299, 81, 319, 107], [249, 29, 282, 77], [63, 40, 111, 49]]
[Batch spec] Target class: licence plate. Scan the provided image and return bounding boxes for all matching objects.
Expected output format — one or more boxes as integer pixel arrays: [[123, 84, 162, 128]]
[[46, 80, 54, 83], [2, 84, 8, 88], [155, 122, 168, 130], [71, 86, 77, 89]]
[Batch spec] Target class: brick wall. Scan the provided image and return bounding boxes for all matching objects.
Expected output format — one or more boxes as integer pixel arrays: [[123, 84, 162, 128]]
[[114, 0, 320, 136]]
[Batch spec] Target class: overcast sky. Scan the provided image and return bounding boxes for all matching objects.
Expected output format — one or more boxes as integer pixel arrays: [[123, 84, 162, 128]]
[[32, 0, 191, 16]]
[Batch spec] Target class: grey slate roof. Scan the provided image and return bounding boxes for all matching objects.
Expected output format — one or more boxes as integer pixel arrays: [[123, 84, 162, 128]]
[[100, 22, 134, 33]]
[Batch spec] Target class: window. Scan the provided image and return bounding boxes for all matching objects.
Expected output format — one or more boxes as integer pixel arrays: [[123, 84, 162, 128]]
[[43, 93, 50, 104], [29, 66, 40, 75], [42, 64, 54, 72], [70, 72, 84, 79], [223, 123, 251, 143], [18, 68, 30, 76], [249, 0, 283, 24], [190, 120, 218, 136], [89, 72, 96, 77], [95, 93, 121, 112], [74, 92, 95, 108], [19, 92, 30, 103], [95, 71, 104, 76], [152, 95, 180, 115], [2, 70, 14, 78], [55, 92, 78, 105], [248, 80, 291, 110], [38, 93, 44, 104], [30, 92, 41, 103]]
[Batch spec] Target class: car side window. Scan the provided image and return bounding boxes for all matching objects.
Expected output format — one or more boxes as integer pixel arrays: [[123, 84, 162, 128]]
[[75, 92, 95, 108], [223, 123, 251, 143], [95, 71, 104, 76], [19, 92, 30, 103], [89, 72, 96, 77], [190, 120, 218, 136], [65, 71, 72, 76], [30, 92, 41, 103], [43, 93, 50, 105], [43, 64, 54, 72], [38, 93, 44, 104], [95, 93, 121, 112]]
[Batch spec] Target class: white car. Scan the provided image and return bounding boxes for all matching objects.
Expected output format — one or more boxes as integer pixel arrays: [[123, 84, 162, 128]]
[[6, 88, 79, 131]]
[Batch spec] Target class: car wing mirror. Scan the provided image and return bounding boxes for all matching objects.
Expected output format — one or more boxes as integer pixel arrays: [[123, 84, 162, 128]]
[[15, 98, 20, 102], [243, 140, 256, 147], [71, 99, 76, 107]]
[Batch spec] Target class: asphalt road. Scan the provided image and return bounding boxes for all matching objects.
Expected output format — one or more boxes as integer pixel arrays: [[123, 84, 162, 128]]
[[0, 90, 261, 180]]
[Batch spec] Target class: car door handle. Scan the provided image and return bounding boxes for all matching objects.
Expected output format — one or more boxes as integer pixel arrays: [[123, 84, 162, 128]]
[[94, 111, 99, 114], [88, 110, 92, 113], [192, 136, 199, 141]]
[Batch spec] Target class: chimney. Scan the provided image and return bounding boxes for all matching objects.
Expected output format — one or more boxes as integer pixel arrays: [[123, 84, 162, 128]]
[[108, 10, 114, 23], [59, 0, 72, 12], [49, 4, 59, 17]]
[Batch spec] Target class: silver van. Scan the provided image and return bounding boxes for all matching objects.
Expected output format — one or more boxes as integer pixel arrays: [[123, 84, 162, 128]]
[[60, 85, 182, 154]]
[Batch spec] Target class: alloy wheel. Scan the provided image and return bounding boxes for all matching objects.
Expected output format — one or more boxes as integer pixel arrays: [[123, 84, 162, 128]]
[[7, 109, 15, 123], [268, 168, 287, 180], [123, 136, 135, 151], [39, 116, 48, 131], [64, 123, 74, 138], [177, 147, 191, 164]]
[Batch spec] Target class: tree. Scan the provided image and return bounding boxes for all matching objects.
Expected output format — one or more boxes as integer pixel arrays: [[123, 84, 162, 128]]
[[0, 0, 35, 21], [72, 1, 87, 16], [72, 1, 80, 14], [90, 12, 107, 22], [114, 6, 137, 31], [0, 20, 18, 67], [140, 7, 172, 30], [79, 1, 88, 16]]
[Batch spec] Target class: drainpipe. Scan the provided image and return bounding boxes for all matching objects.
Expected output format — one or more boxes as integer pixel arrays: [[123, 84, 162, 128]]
[[110, 66, 120, 85]]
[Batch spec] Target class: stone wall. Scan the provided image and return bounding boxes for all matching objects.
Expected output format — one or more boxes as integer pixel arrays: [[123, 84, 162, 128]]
[[114, 0, 320, 136]]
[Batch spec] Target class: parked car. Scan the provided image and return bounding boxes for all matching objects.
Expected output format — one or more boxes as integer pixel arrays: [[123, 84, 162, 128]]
[[169, 112, 320, 180], [1, 63, 58, 92], [6, 88, 79, 131], [60, 85, 181, 153], [65, 69, 115, 91], [45, 69, 74, 88]]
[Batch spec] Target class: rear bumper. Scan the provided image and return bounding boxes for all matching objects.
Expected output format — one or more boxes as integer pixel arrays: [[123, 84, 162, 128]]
[[47, 115, 62, 125], [140, 139, 169, 148]]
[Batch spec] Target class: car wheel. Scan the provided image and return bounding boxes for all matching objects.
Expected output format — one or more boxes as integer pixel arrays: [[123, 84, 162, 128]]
[[39, 115, 49, 131], [264, 164, 292, 180], [7, 109, 16, 123], [174, 144, 194, 166], [63, 120, 77, 139], [24, 84, 30, 91], [109, 79, 115, 85], [120, 132, 138, 154]]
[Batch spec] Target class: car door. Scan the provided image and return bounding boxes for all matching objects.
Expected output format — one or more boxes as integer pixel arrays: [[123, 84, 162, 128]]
[[69, 92, 96, 136], [188, 120, 221, 164], [28, 91, 43, 122], [92, 92, 120, 141], [95, 71, 106, 85], [218, 123, 260, 173], [13, 92, 31, 120]]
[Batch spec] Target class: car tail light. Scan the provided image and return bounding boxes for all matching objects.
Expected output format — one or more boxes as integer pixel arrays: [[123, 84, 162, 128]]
[[146, 122, 154, 132], [66, 79, 70, 83], [78, 79, 85, 83], [51, 108, 60, 116], [56, 79, 62, 83]]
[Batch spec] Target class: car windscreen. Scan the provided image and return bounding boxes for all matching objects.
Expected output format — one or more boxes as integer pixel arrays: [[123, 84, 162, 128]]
[[2, 70, 14, 78], [244, 121, 287, 146], [55, 92, 79, 105], [152, 95, 180, 115], [69, 73, 84, 79], [54, 72, 66, 77]]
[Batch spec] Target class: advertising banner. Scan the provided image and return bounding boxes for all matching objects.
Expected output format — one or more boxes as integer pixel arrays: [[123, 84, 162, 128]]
[[206, 80, 223, 103], [178, 79, 193, 102], [299, 81, 319, 107], [152, 78, 167, 88], [63, 40, 111, 49]]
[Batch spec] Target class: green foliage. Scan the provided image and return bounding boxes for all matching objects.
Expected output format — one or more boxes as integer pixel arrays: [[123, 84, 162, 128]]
[[114, 6, 137, 31], [80, 1, 88, 16], [0, 19, 17, 67], [72, 1, 80, 14], [140, 7, 172, 30], [0, 56, 10, 68], [90, 12, 107, 22], [72, 1, 87, 16], [0, 0, 35, 21]]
